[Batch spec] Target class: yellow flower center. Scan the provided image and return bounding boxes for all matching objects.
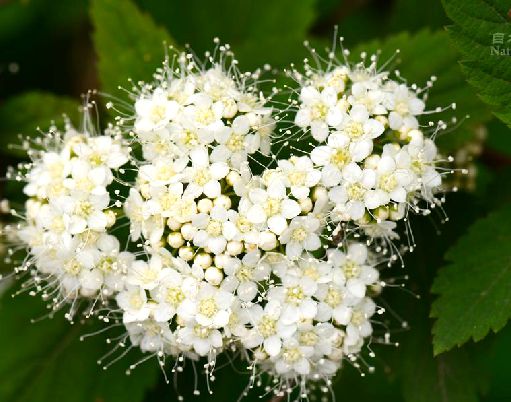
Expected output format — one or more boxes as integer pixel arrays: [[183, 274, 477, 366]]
[[198, 297, 218, 318], [344, 121, 364, 139], [291, 227, 308, 242], [206, 220, 223, 236], [227, 134, 244, 151], [286, 285, 305, 305], [343, 260, 360, 279], [282, 347, 302, 363], [299, 330, 319, 346], [330, 148, 351, 168], [347, 183, 365, 200], [311, 102, 328, 120], [193, 168, 211, 186], [379, 173, 398, 192], [166, 287, 184, 305], [325, 287, 342, 307], [258, 316, 277, 337]]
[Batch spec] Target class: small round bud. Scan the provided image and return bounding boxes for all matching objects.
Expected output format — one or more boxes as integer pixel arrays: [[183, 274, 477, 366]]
[[214, 254, 230, 268], [299, 197, 313, 213], [178, 246, 195, 261], [195, 252, 212, 269], [374, 206, 389, 221], [167, 232, 185, 248], [375, 115, 388, 127], [204, 266, 223, 285], [214, 195, 232, 209], [105, 210, 116, 227], [167, 219, 182, 231], [197, 198, 213, 213], [311, 186, 327, 202], [364, 155, 380, 170], [226, 171, 240, 186], [222, 98, 238, 119], [226, 240, 243, 256], [181, 223, 197, 240], [389, 203, 405, 221], [357, 212, 372, 225]]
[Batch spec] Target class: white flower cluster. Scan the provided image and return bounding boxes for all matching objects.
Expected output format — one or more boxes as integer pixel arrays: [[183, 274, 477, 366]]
[[12, 125, 132, 301], [5, 43, 451, 396], [293, 62, 443, 239]]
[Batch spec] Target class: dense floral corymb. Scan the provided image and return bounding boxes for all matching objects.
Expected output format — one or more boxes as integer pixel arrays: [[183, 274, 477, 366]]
[[4, 40, 449, 398]]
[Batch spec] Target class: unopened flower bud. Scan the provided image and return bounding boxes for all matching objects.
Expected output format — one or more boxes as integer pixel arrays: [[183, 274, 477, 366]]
[[105, 210, 116, 227], [214, 195, 231, 209], [197, 198, 213, 213], [167, 218, 182, 231], [167, 232, 184, 248], [178, 246, 195, 261], [205, 266, 223, 285], [299, 197, 313, 213], [181, 223, 197, 240], [195, 252, 212, 269], [226, 240, 243, 256]]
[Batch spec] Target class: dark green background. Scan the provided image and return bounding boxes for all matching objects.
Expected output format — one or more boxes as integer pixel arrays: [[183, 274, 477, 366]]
[[1, 1, 510, 401]]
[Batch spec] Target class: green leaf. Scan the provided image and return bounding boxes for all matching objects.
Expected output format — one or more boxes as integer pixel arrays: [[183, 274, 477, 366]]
[[0, 291, 159, 402], [442, 0, 511, 127], [90, 0, 174, 97], [431, 203, 511, 355], [0, 91, 80, 157], [400, 307, 482, 402], [137, 0, 316, 70]]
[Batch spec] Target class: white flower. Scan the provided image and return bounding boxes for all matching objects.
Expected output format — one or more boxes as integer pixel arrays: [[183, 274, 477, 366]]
[[178, 282, 234, 328], [344, 298, 376, 349], [337, 104, 384, 160], [183, 93, 225, 142], [24, 152, 71, 199], [116, 286, 151, 323], [277, 156, 321, 199], [191, 205, 236, 254], [210, 118, 251, 168], [385, 83, 425, 130], [74, 135, 129, 170], [310, 133, 352, 187], [177, 322, 223, 356], [245, 180, 301, 235], [294, 86, 338, 142], [183, 147, 229, 198], [267, 275, 318, 325], [135, 87, 180, 133], [347, 82, 386, 115], [279, 215, 322, 259], [60, 193, 111, 234], [242, 301, 296, 357], [127, 256, 168, 290], [369, 148, 414, 206], [221, 251, 270, 302], [327, 244, 378, 298], [328, 163, 376, 220], [139, 157, 187, 187], [274, 337, 314, 376], [150, 268, 198, 322], [126, 319, 176, 354], [124, 189, 164, 243]]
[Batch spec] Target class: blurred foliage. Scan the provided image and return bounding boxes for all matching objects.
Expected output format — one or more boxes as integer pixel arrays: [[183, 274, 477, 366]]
[[0, 92, 80, 157], [0, 290, 159, 402], [443, 0, 511, 127], [432, 203, 511, 355], [0, 0, 510, 401]]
